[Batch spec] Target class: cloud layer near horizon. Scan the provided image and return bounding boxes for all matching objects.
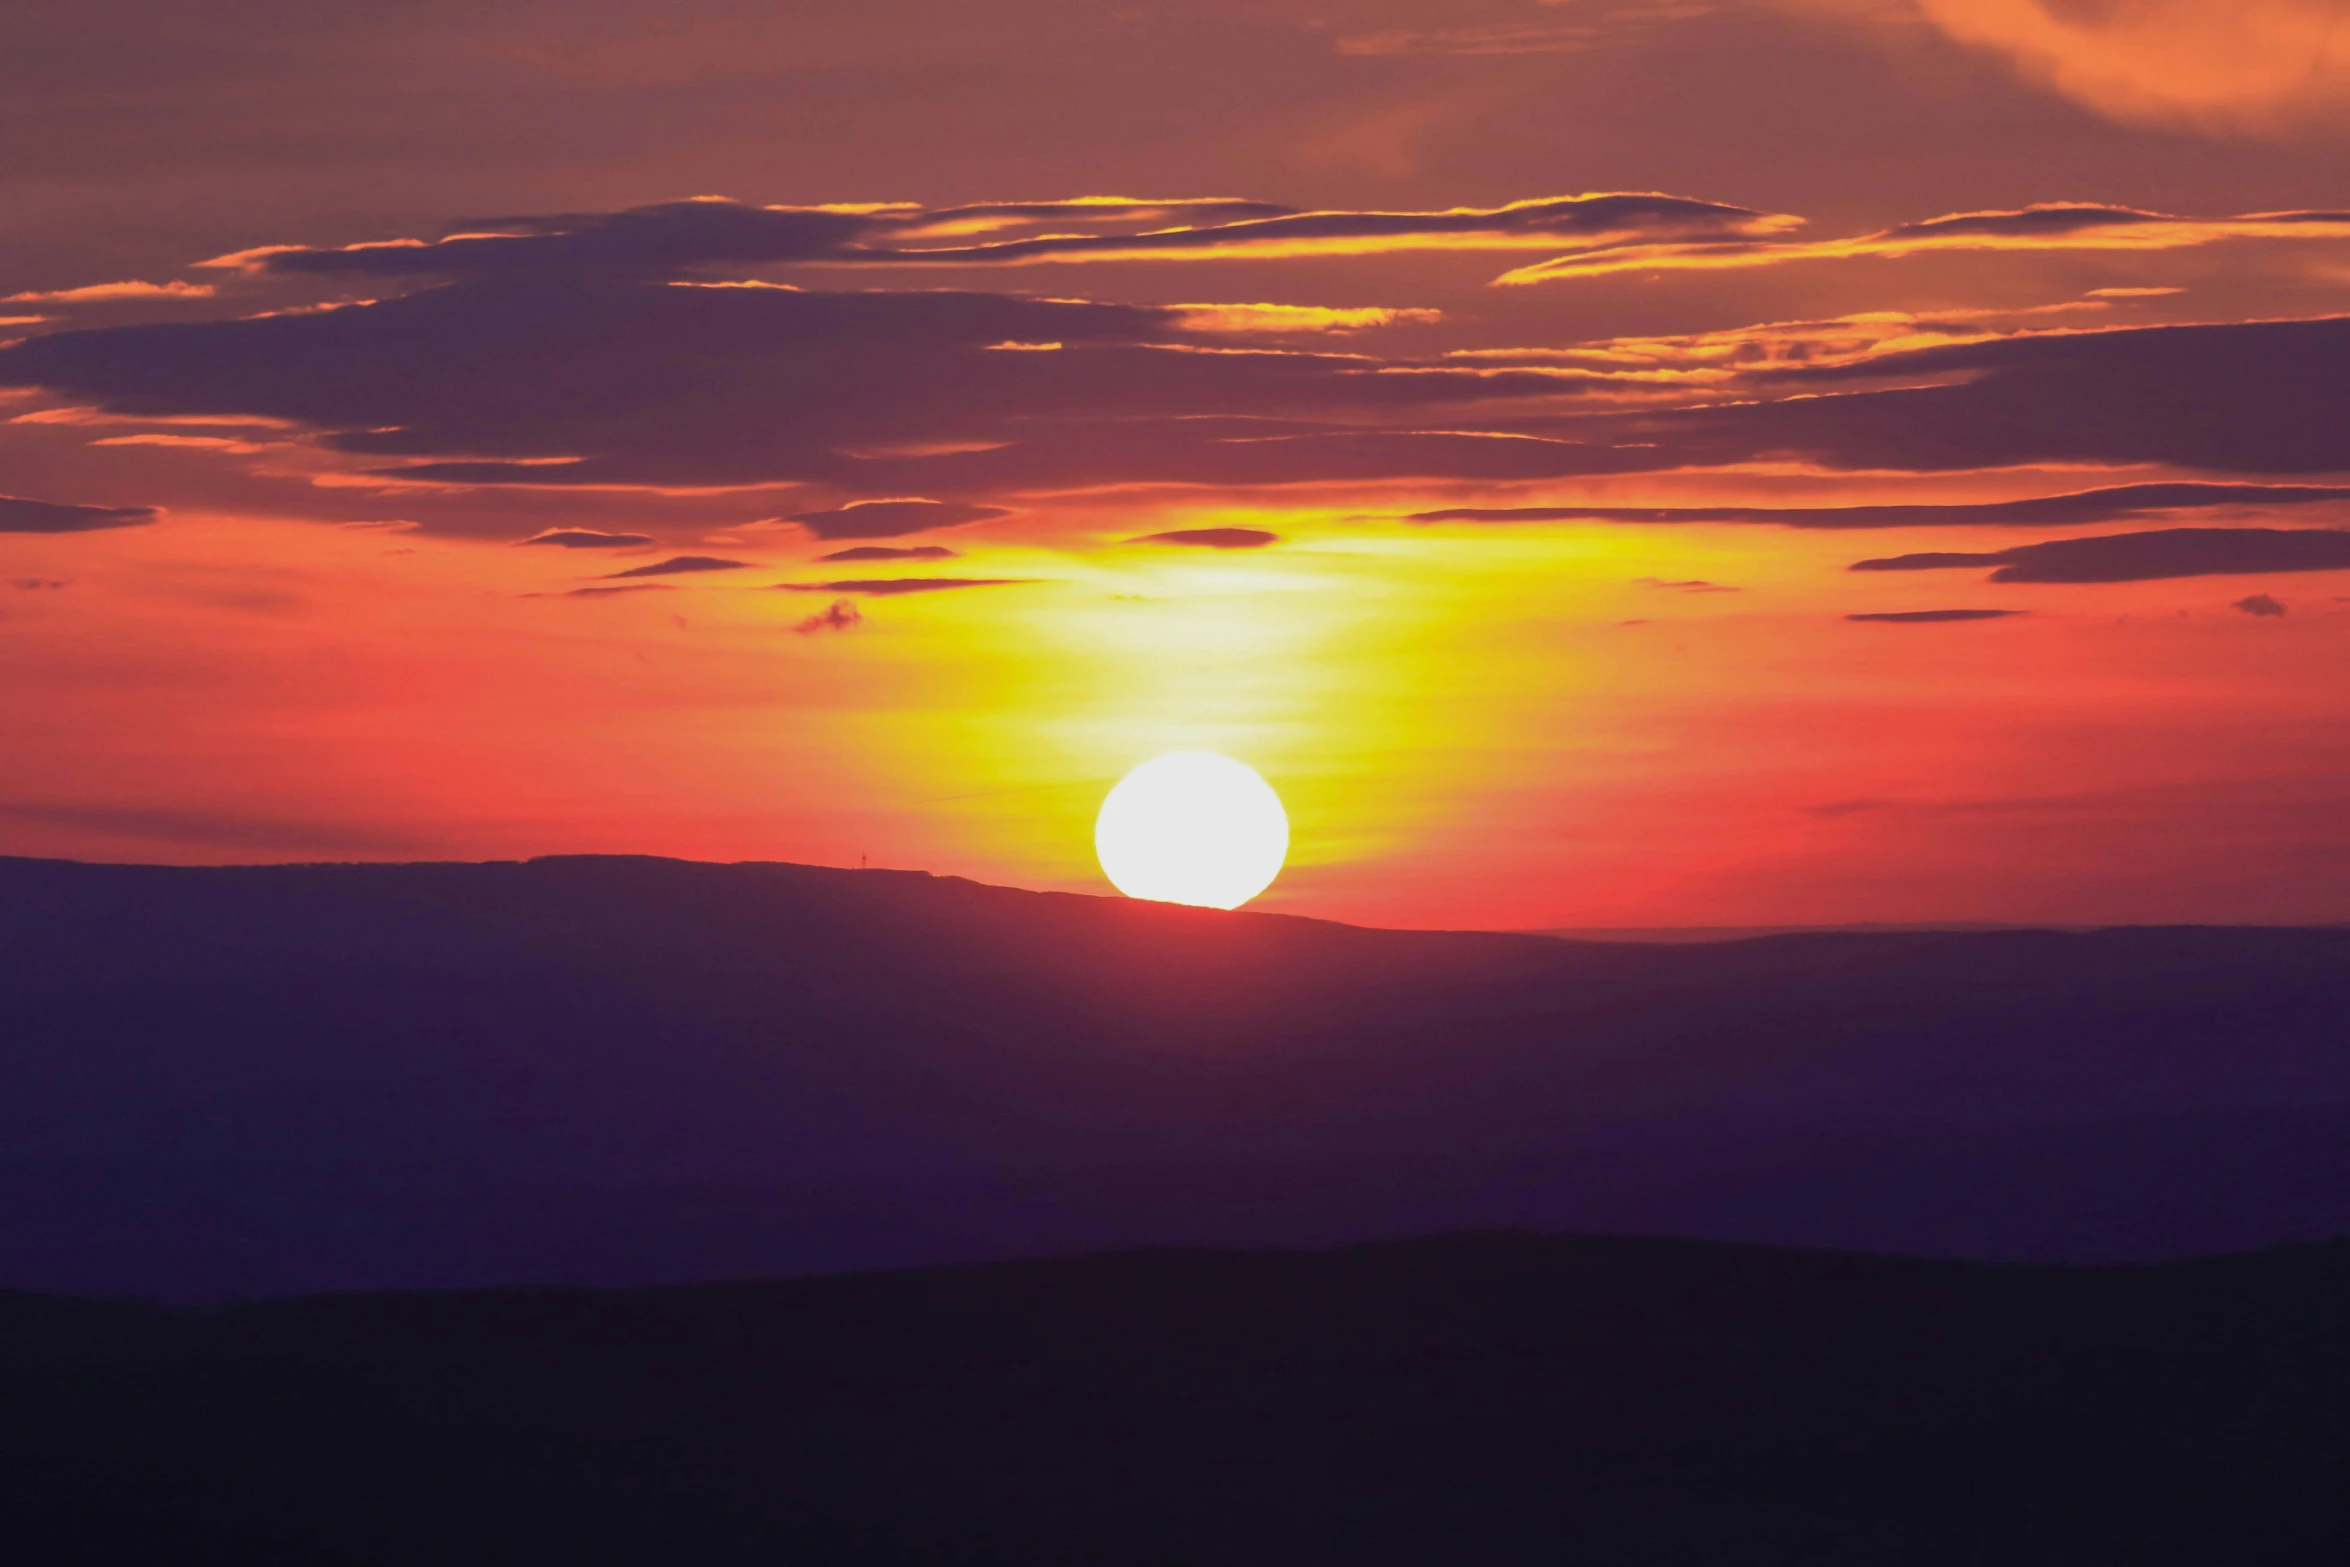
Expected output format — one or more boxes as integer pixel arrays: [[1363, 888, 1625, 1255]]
[[177, 193, 2350, 296], [1498, 203, 2350, 284], [0, 278, 1627, 496], [1851, 528, 2350, 584], [1411, 484, 2350, 530], [9, 259, 2350, 507], [0, 494, 158, 533], [215, 194, 1793, 282]]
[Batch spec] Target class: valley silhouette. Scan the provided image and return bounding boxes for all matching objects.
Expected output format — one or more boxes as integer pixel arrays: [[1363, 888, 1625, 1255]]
[[7, 1233, 2348, 1564]]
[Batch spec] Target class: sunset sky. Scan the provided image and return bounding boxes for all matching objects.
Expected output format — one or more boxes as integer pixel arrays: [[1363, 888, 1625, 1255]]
[[7, 0, 2350, 929]]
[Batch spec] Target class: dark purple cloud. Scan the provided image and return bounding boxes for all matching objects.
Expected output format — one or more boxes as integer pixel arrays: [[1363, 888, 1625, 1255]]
[[1846, 610, 2026, 623], [228, 193, 1777, 281], [2235, 594, 2289, 617], [787, 501, 1011, 540], [236, 199, 1293, 280], [520, 528, 656, 548], [1129, 527, 1279, 548], [246, 203, 882, 280], [815, 544, 960, 562], [876, 192, 1785, 265], [775, 577, 1026, 595], [0, 801, 421, 853], [0, 494, 158, 533], [1882, 205, 2183, 242], [1691, 318, 2350, 476], [1502, 205, 2350, 283], [599, 555, 753, 578], [1850, 551, 2005, 571], [52, 277, 1574, 495], [792, 598, 863, 635], [548, 583, 674, 599], [1849, 528, 2350, 584], [12, 244, 2350, 506], [1411, 483, 2350, 530], [1862, 204, 2350, 251]]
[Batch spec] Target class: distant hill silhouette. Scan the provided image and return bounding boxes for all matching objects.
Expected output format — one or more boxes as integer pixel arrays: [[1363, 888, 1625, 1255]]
[[3, 854, 2349, 1298], [4, 1234, 2347, 1564]]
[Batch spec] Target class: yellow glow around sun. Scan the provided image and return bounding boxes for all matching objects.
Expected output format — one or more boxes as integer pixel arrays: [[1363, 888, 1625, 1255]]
[[1094, 752, 1289, 908]]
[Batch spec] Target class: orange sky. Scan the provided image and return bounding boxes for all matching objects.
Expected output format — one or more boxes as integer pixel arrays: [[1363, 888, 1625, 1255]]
[[6, 0, 2350, 928]]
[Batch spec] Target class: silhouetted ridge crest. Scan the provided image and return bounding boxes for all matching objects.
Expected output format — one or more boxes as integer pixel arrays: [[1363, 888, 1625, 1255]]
[[0, 854, 2346, 1303]]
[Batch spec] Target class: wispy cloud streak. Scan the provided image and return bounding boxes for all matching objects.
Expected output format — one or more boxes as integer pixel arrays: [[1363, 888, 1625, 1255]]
[[218, 194, 1793, 281], [1851, 528, 2350, 583], [1499, 204, 2350, 284]]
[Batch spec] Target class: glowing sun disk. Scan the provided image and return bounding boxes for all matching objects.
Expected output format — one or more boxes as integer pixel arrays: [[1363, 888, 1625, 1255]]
[[1094, 752, 1289, 909]]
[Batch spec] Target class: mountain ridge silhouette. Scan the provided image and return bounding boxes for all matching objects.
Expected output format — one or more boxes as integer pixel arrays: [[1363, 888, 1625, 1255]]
[[4, 853, 2348, 1299]]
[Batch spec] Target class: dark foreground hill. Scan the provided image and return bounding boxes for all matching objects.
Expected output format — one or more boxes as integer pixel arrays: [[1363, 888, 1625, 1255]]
[[6, 1234, 2348, 1565], [4, 854, 2350, 1297]]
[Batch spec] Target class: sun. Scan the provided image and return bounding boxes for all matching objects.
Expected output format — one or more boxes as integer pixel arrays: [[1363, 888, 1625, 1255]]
[[1094, 752, 1289, 909]]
